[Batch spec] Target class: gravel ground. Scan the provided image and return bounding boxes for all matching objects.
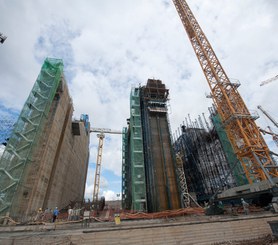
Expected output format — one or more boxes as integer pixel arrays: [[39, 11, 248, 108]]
[[213, 234, 276, 245]]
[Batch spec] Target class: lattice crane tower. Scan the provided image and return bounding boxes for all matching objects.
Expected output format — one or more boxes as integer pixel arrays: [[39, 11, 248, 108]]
[[172, 0, 278, 184], [90, 128, 122, 205]]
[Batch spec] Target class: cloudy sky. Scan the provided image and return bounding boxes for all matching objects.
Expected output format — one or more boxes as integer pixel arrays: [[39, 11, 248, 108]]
[[0, 0, 277, 200]]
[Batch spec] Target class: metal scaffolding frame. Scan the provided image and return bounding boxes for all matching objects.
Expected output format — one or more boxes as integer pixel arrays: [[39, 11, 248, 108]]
[[174, 112, 242, 202], [129, 88, 147, 211], [0, 58, 63, 216]]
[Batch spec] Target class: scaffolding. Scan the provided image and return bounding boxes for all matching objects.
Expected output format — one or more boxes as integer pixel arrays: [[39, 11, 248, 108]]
[[141, 79, 181, 212], [122, 127, 131, 210], [0, 112, 18, 146], [0, 58, 63, 216], [174, 113, 241, 202], [123, 80, 181, 212], [209, 108, 248, 186], [129, 88, 147, 211]]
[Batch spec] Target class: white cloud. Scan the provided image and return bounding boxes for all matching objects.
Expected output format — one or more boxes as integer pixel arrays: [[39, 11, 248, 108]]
[[102, 190, 121, 201], [1, 0, 278, 198]]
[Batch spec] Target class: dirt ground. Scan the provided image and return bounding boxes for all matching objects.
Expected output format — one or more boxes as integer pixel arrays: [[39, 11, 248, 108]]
[[213, 234, 276, 245]]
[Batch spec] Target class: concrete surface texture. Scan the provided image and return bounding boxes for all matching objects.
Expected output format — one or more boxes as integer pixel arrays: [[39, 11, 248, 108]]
[[9, 78, 90, 221], [0, 213, 278, 244]]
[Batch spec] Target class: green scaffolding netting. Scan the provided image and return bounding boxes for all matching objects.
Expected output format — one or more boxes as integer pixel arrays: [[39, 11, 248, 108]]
[[212, 113, 248, 186], [129, 88, 147, 211], [0, 58, 63, 216]]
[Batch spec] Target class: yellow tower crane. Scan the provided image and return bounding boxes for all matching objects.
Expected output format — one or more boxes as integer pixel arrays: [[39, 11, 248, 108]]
[[172, 0, 278, 184], [90, 128, 122, 207]]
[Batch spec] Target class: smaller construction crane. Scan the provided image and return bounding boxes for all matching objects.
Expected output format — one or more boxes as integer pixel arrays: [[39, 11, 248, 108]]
[[257, 105, 278, 149], [260, 75, 278, 87], [260, 127, 278, 149], [90, 128, 122, 208], [257, 105, 278, 129]]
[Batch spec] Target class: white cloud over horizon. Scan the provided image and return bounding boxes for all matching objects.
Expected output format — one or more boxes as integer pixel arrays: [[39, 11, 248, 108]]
[[1, 0, 278, 200]]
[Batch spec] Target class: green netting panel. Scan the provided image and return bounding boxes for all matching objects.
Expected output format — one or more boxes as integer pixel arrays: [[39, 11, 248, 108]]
[[122, 127, 129, 209], [129, 88, 147, 211], [0, 58, 63, 215], [211, 113, 248, 186]]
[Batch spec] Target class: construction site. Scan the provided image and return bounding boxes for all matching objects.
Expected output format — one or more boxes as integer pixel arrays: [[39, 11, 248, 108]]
[[1, 0, 278, 244]]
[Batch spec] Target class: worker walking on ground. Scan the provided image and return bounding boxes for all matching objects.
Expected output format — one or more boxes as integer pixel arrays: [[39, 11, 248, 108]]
[[82, 208, 90, 228], [241, 198, 249, 215], [52, 207, 59, 222], [68, 206, 73, 221]]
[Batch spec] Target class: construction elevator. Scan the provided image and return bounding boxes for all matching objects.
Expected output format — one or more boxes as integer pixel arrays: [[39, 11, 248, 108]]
[[122, 79, 181, 212]]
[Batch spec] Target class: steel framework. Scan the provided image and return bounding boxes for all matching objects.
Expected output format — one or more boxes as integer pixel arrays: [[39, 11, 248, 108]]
[[176, 153, 190, 207], [260, 75, 278, 87], [173, 0, 277, 184], [0, 113, 18, 146], [257, 105, 278, 129], [90, 128, 122, 205], [92, 133, 104, 205], [129, 88, 147, 211], [0, 58, 63, 216]]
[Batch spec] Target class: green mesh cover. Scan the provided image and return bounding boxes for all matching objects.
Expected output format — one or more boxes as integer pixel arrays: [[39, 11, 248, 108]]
[[0, 58, 63, 215], [212, 113, 248, 186]]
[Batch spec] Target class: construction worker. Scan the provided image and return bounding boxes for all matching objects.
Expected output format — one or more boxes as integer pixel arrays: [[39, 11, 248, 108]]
[[35, 208, 43, 221], [241, 198, 249, 215], [82, 208, 90, 228], [68, 206, 73, 221], [52, 207, 59, 222]]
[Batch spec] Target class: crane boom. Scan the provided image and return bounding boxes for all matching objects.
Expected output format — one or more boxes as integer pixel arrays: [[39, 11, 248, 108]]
[[172, 0, 278, 183], [260, 75, 278, 87], [90, 128, 123, 134], [257, 105, 278, 129]]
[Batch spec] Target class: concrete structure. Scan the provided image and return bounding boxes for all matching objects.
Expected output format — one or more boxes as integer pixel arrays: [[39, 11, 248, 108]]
[[122, 79, 181, 212], [0, 58, 90, 221]]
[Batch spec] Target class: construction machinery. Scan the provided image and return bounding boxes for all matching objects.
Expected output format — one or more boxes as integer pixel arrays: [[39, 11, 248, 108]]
[[258, 105, 278, 129], [90, 128, 122, 207], [257, 105, 278, 149], [260, 75, 278, 87], [260, 127, 278, 149], [172, 0, 278, 184]]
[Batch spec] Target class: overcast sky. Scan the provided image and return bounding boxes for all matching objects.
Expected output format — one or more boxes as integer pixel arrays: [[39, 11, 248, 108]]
[[1, 0, 278, 201]]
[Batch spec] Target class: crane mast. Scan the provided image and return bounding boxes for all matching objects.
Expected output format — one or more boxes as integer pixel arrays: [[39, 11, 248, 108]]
[[172, 0, 278, 183], [90, 128, 122, 205], [92, 133, 105, 205]]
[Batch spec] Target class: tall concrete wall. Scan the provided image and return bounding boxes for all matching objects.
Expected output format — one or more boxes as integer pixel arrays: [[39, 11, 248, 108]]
[[10, 77, 90, 221], [141, 80, 181, 212]]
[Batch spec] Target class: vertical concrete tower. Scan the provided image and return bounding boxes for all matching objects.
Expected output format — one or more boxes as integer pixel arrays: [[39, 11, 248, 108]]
[[122, 79, 181, 212], [0, 58, 90, 221]]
